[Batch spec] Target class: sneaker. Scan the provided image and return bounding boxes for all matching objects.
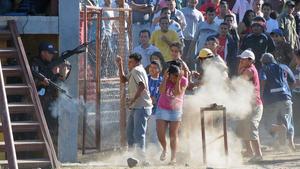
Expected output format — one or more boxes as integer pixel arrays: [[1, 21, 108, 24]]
[[160, 150, 167, 161], [127, 158, 138, 168], [248, 155, 263, 163]]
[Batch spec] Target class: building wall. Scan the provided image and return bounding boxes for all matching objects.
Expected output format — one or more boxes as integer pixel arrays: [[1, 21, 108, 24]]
[[58, 0, 80, 163]]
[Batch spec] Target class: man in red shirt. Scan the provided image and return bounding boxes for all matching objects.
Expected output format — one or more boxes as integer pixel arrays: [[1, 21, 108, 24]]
[[217, 23, 227, 60], [199, 0, 220, 15]]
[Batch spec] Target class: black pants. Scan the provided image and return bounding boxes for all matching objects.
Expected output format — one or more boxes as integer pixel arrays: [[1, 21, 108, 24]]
[[40, 94, 58, 151]]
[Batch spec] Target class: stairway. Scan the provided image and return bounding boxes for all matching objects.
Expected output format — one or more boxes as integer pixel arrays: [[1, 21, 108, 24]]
[[0, 20, 59, 169]]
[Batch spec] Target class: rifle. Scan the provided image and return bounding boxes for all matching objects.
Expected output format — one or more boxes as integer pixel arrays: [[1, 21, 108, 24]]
[[32, 71, 72, 99], [47, 40, 95, 69]]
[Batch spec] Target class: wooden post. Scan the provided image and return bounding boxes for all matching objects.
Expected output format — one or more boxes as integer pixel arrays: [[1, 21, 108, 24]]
[[95, 10, 102, 151], [223, 107, 228, 161], [200, 105, 228, 166], [0, 62, 18, 169], [82, 4, 88, 155], [118, 0, 127, 147], [200, 108, 206, 165]]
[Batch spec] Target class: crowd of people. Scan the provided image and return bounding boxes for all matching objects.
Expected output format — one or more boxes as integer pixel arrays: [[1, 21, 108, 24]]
[[106, 0, 300, 166]]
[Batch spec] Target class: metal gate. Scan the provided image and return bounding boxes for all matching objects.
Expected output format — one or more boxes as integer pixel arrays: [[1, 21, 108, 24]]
[[79, 4, 132, 153]]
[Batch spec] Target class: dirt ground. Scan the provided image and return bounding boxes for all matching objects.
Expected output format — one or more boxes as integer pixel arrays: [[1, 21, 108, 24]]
[[61, 144, 300, 169]]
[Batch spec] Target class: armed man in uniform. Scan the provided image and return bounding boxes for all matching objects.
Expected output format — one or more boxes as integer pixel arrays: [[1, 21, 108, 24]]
[[31, 42, 70, 150]]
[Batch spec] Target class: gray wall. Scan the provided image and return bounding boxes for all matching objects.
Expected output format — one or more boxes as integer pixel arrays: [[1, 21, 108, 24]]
[[58, 0, 80, 163]]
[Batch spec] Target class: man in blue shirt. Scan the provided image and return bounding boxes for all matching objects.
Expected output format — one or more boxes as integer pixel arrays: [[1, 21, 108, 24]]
[[260, 53, 296, 151]]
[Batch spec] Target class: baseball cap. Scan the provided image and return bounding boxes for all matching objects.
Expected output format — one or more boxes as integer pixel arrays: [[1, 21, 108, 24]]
[[286, 0, 295, 7], [251, 16, 266, 28], [197, 48, 214, 59], [270, 29, 283, 36], [238, 49, 255, 60], [39, 42, 58, 54], [260, 53, 277, 64]]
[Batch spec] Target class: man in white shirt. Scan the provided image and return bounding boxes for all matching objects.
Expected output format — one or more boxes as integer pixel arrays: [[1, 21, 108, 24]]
[[232, 0, 253, 23], [133, 30, 160, 67], [262, 2, 279, 33], [152, 0, 186, 30], [214, 1, 237, 28], [181, 0, 204, 67], [252, 0, 264, 17], [188, 7, 219, 58]]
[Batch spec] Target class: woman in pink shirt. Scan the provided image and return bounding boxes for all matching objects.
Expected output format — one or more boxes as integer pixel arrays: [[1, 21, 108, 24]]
[[156, 64, 188, 165]]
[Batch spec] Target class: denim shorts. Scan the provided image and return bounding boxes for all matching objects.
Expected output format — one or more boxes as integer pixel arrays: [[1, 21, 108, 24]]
[[155, 107, 183, 122]]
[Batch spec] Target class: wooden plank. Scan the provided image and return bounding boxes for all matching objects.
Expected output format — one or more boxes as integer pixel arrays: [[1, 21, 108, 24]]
[[2, 65, 22, 77], [0, 141, 45, 151], [8, 104, 35, 114], [0, 159, 51, 168], [0, 122, 40, 132], [0, 30, 11, 40], [5, 84, 30, 95], [0, 48, 17, 59]]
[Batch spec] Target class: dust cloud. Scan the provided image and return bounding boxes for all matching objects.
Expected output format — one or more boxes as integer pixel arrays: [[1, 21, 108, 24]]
[[180, 61, 255, 167]]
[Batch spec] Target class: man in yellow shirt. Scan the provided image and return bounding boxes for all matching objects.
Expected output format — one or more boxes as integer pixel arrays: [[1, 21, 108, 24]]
[[150, 16, 180, 62]]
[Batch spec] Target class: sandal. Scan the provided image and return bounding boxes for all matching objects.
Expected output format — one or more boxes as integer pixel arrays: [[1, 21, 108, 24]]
[[248, 155, 263, 163], [168, 160, 176, 166], [241, 151, 254, 158], [160, 150, 167, 161]]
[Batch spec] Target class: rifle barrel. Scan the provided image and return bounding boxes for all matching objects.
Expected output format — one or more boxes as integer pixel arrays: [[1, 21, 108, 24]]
[[33, 71, 72, 99]]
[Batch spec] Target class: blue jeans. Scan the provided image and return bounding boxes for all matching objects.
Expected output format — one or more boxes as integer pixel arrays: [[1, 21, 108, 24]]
[[264, 100, 294, 138], [147, 114, 158, 144], [127, 108, 151, 152]]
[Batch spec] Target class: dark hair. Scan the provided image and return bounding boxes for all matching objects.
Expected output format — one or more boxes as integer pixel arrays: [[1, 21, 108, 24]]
[[139, 29, 151, 37], [224, 14, 234, 21], [168, 64, 180, 75], [170, 42, 183, 54], [150, 60, 162, 71], [206, 7, 216, 13], [220, 22, 229, 27], [270, 11, 278, 20], [220, 0, 228, 6], [159, 16, 169, 22], [262, 2, 272, 9], [167, 60, 182, 68], [295, 49, 300, 58], [161, 7, 170, 14], [206, 35, 219, 44], [150, 51, 164, 62], [150, 51, 166, 68], [243, 10, 255, 27], [129, 53, 142, 62]]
